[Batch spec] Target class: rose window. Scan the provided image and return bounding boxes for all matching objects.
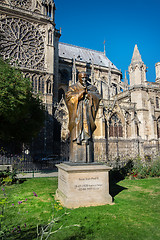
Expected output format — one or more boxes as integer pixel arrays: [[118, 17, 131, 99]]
[[9, 0, 32, 9], [0, 18, 44, 69]]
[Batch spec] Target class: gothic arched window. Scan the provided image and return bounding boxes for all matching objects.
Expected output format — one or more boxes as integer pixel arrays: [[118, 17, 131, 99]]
[[32, 75, 38, 93], [38, 76, 44, 94], [109, 114, 123, 138], [119, 122, 123, 137]]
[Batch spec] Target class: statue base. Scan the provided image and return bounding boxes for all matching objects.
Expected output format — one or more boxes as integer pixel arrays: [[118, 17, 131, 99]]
[[55, 162, 112, 208]]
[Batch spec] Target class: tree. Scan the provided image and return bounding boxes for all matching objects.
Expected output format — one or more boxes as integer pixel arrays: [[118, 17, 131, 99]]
[[0, 58, 45, 149]]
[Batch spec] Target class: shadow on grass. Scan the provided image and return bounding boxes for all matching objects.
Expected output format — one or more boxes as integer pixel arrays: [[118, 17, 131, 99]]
[[5, 226, 37, 240], [17, 178, 27, 184], [5, 225, 88, 240], [109, 180, 127, 198], [109, 160, 133, 199]]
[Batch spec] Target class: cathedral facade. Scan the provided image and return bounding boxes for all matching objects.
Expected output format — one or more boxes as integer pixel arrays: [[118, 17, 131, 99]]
[[1, 0, 160, 166]]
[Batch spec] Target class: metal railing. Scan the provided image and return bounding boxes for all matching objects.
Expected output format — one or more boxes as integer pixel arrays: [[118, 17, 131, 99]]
[[0, 154, 66, 173]]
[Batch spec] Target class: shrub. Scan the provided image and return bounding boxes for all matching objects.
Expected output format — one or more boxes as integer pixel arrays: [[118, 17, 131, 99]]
[[0, 170, 17, 185], [111, 156, 160, 181], [149, 160, 160, 177], [130, 157, 160, 179]]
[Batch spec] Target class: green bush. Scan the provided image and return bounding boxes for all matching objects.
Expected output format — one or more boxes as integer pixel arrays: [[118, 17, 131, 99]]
[[130, 157, 160, 179], [149, 160, 160, 177], [0, 170, 17, 185]]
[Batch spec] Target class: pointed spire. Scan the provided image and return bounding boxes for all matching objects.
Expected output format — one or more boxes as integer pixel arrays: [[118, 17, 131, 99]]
[[124, 70, 128, 83], [129, 44, 147, 86], [124, 70, 128, 86], [72, 55, 76, 71], [131, 44, 143, 63], [125, 70, 127, 79]]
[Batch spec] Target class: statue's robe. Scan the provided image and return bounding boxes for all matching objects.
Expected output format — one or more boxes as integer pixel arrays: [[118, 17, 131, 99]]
[[66, 81, 101, 146]]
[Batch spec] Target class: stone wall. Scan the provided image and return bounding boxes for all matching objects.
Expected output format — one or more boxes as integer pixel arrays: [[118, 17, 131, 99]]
[[94, 138, 160, 168]]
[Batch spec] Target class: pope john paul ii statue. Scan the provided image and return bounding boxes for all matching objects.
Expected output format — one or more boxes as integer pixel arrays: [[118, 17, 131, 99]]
[[65, 72, 101, 163]]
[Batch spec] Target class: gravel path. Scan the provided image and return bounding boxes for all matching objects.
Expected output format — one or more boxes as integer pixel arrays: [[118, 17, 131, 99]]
[[17, 171, 58, 178]]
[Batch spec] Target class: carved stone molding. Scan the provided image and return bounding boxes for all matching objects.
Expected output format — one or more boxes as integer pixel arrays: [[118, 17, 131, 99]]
[[0, 17, 45, 70], [54, 97, 69, 142], [9, 0, 32, 10]]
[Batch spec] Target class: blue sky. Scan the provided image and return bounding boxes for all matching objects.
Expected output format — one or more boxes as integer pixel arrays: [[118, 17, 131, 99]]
[[55, 0, 160, 82]]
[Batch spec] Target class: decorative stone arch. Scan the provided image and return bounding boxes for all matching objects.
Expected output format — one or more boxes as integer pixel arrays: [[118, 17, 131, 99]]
[[108, 113, 124, 138], [24, 72, 31, 81], [38, 76, 45, 94], [26, 73, 45, 94], [33, 0, 42, 13], [42, 0, 55, 19]]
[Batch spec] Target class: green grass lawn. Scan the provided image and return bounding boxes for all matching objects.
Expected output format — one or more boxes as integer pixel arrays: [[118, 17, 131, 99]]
[[0, 177, 160, 240]]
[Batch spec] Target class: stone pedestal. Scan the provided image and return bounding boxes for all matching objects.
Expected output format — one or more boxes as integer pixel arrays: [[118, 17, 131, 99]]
[[55, 163, 112, 208]]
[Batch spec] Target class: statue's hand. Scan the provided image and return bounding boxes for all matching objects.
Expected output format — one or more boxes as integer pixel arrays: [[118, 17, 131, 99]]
[[86, 93, 91, 100], [78, 90, 86, 100]]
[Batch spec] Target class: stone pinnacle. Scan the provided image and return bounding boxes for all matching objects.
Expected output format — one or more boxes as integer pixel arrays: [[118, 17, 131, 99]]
[[131, 44, 143, 63]]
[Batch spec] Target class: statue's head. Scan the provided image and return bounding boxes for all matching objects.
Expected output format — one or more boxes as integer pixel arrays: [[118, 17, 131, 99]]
[[78, 72, 88, 86]]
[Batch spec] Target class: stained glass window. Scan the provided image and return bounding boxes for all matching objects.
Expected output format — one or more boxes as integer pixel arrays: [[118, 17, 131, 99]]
[[109, 114, 123, 138]]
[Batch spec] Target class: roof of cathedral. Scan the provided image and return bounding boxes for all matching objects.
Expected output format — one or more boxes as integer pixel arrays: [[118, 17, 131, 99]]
[[59, 42, 118, 70]]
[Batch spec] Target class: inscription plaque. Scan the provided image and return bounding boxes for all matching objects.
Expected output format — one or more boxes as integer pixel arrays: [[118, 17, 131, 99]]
[[74, 176, 103, 191], [56, 163, 112, 208]]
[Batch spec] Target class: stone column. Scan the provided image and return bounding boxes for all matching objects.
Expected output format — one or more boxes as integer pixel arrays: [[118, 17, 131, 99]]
[[131, 112, 137, 138]]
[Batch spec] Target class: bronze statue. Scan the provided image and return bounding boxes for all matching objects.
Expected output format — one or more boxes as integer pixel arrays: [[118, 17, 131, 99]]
[[65, 72, 101, 163]]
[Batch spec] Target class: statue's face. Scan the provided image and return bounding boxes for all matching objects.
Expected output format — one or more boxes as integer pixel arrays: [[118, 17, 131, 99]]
[[79, 73, 88, 86]]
